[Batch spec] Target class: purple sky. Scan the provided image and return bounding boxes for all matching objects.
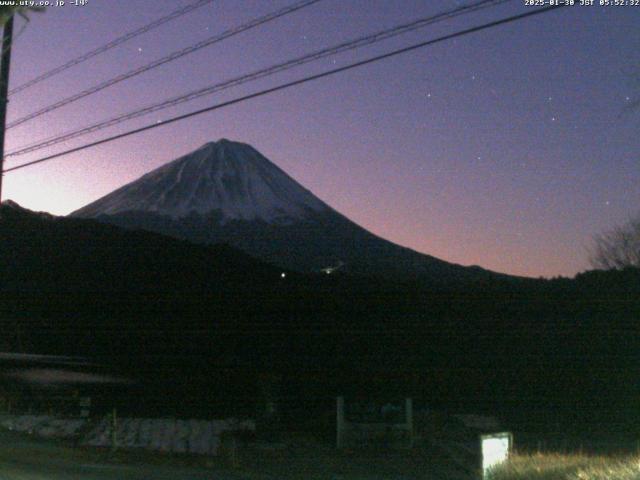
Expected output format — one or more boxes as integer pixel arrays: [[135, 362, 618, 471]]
[[3, 0, 639, 278]]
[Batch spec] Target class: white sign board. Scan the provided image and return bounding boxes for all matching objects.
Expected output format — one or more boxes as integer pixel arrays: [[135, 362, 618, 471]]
[[481, 432, 512, 478]]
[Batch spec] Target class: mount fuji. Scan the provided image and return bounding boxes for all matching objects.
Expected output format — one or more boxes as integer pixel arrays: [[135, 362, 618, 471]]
[[72, 139, 503, 281]]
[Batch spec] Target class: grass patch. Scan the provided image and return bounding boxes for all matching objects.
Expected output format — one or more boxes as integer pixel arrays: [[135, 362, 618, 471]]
[[489, 453, 640, 480]]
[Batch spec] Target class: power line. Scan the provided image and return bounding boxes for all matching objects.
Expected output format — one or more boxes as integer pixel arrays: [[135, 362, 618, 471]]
[[6, 0, 512, 158], [6, 0, 322, 130], [2, 5, 566, 175], [8, 0, 216, 96]]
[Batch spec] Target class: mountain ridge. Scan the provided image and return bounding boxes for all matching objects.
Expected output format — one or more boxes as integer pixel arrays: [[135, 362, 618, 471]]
[[0, 199, 283, 295], [71, 139, 513, 281]]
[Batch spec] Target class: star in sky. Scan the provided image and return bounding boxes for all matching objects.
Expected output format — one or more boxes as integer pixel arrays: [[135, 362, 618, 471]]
[[5, 0, 637, 279]]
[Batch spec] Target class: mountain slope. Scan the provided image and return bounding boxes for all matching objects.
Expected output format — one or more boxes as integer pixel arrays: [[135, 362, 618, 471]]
[[0, 200, 280, 295], [72, 139, 509, 281], [3, 201, 640, 430]]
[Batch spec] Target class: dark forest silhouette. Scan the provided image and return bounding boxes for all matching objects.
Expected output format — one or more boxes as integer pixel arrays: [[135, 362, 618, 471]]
[[1, 202, 639, 439]]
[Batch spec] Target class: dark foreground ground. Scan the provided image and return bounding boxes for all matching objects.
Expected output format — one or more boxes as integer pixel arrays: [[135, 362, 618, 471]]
[[0, 427, 477, 480], [0, 429, 243, 480]]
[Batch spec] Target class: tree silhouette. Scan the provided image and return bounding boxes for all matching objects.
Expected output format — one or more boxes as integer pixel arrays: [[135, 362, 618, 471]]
[[589, 212, 640, 270]]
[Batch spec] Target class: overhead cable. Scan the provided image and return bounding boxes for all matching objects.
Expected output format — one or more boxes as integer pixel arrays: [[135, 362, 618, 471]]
[[9, 0, 217, 96], [2, 5, 566, 175], [6, 0, 323, 129], [6, 0, 512, 158]]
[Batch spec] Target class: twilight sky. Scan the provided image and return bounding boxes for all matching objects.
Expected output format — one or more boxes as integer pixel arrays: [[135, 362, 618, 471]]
[[2, 0, 638, 278]]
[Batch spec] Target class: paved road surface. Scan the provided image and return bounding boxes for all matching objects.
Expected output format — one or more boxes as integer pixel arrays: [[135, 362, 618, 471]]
[[0, 429, 248, 480], [0, 429, 462, 479]]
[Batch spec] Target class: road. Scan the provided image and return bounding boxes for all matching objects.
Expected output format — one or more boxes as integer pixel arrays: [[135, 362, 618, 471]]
[[0, 429, 249, 480], [0, 428, 464, 479]]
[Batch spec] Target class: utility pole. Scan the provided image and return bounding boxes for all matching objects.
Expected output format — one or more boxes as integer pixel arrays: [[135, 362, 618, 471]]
[[0, 14, 14, 202]]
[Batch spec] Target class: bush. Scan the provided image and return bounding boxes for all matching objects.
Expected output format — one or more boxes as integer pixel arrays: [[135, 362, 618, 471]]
[[489, 453, 640, 480]]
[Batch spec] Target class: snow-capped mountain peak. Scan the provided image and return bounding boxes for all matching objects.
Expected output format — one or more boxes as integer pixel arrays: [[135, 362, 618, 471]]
[[72, 139, 328, 223], [71, 139, 507, 280]]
